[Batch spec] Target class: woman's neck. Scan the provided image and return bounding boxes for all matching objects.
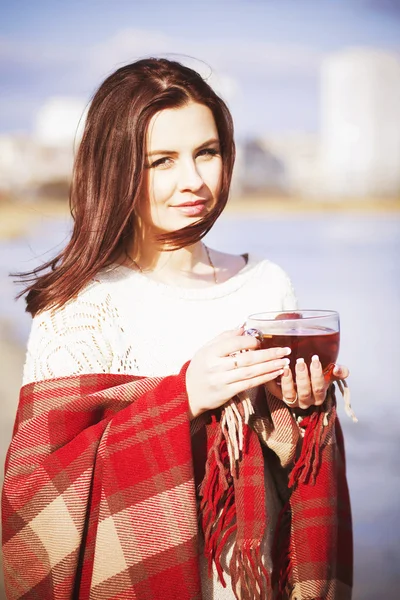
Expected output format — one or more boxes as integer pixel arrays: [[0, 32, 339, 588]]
[[125, 241, 218, 287]]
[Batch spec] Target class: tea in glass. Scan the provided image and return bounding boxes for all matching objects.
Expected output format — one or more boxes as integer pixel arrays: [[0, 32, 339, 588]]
[[246, 310, 340, 376]]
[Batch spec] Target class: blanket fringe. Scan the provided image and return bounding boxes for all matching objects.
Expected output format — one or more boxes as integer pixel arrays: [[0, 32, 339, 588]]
[[272, 403, 330, 598], [276, 379, 356, 595], [199, 396, 265, 593], [222, 394, 254, 473], [287, 407, 327, 488], [230, 541, 271, 600], [200, 381, 356, 596], [288, 378, 356, 489], [199, 416, 236, 586], [337, 379, 358, 423]]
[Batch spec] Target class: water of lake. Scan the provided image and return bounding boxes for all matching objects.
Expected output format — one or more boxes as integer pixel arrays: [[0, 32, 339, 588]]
[[1, 211, 399, 599]]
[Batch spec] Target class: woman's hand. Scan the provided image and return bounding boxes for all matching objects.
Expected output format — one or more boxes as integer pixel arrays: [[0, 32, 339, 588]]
[[186, 327, 292, 419], [267, 355, 350, 409]]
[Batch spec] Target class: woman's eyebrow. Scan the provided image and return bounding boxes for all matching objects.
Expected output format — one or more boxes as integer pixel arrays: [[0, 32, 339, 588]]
[[146, 149, 178, 158], [146, 138, 220, 158], [196, 138, 220, 150]]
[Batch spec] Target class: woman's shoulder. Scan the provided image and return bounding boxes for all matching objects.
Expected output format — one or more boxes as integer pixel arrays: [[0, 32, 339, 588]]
[[212, 250, 292, 281], [23, 275, 126, 385], [251, 254, 293, 281], [213, 250, 296, 306], [246, 253, 295, 290], [30, 274, 122, 332]]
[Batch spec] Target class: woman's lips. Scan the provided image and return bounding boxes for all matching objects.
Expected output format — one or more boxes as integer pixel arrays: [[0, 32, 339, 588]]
[[172, 201, 208, 216]]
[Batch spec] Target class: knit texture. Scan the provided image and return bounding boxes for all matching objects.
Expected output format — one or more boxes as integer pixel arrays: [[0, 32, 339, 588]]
[[22, 256, 297, 384]]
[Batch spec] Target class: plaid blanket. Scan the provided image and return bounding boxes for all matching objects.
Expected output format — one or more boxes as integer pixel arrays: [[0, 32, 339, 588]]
[[2, 367, 353, 599], [193, 386, 353, 600]]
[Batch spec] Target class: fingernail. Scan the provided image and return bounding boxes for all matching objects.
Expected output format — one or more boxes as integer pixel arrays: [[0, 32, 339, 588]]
[[333, 365, 341, 375], [283, 358, 290, 366], [283, 366, 290, 377], [283, 347, 292, 355], [296, 357, 305, 371], [312, 354, 320, 367]]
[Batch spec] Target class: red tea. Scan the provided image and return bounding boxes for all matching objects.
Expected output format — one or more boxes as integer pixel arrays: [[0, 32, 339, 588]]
[[260, 326, 340, 376]]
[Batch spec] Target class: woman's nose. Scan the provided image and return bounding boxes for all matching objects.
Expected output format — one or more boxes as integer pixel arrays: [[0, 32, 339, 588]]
[[177, 160, 204, 193]]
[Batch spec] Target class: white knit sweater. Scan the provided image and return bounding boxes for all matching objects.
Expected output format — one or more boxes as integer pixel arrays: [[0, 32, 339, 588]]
[[22, 254, 297, 599], [23, 255, 297, 385]]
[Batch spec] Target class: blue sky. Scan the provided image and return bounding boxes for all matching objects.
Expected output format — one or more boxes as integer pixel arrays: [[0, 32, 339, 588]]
[[1, 0, 399, 137]]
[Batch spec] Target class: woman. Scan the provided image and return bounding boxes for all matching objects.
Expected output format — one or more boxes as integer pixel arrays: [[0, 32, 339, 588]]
[[2, 58, 353, 600]]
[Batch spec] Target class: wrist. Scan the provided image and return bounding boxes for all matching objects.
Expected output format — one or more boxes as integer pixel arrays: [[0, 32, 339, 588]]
[[185, 364, 204, 420], [188, 401, 204, 421], [187, 388, 207, 420]]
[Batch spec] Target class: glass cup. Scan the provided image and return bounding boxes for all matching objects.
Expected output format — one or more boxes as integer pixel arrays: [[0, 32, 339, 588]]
[[245, 310, 340, 376]]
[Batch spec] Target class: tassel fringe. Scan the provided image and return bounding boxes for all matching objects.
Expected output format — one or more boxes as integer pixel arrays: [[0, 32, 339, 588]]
[[337, 379, 358, 422], [200, 380, 356, 597], [221, 393, 254, 473], [275, 379, 357, 596], [199, 417, 236, 586], [230, 542, 271, 600], [199, 396, 268, 594]]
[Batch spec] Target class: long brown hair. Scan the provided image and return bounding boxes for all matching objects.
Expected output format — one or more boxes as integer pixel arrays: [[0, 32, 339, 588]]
[[17, 58, 235, 316]]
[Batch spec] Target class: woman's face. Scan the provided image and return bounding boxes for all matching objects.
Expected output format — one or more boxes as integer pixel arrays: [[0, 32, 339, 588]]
[[140, 102, 223, 235]]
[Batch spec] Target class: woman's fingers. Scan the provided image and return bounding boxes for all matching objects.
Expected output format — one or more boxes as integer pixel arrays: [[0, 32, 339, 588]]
[[213, 331, 292, 363], [226, 366, 286, 398], [310, 355, 327, 405], [223, 356, 290, 384], [295, 358, 312, 408], [215, 332, 261, 356], [280, 366, 298, 406], [201, 330, 348, 413], [332, 364, 350, 380], [203, 327, 244, 349], [281, 356, 329, 408], [226, 347, 292, 370]]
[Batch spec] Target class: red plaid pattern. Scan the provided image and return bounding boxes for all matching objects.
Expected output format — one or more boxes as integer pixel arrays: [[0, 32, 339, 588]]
[[2, 367, 201, 599], [194, 386, 353, 599], [2, 370, 353, 599]]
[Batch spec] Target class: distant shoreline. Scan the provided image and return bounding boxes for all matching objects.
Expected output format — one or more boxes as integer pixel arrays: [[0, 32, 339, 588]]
[[1, 196, 399, 241], [227, 196, 400, 214]]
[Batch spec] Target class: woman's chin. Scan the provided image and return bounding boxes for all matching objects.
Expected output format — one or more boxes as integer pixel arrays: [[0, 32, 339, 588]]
[[151, 215, 206, 234]]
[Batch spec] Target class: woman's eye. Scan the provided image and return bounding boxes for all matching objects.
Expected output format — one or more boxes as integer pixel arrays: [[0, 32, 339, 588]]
[[197, 148, 219, 159], [150, 157, 173, 169]]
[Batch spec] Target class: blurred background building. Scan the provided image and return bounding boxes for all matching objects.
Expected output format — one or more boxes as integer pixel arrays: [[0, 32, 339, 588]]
[[321, 49, 400, 198], [1, 43, 400, 203], [0, 97, 86, 200]]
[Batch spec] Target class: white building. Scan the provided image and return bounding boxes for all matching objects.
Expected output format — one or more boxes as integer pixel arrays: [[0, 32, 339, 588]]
[[320, 48, 400, 198], [0, 97, 87, 196], [0, 135, 37, 193], [262, 133, 322, 197], [34, 97, 87, 148], [0, 134, 75, 196]]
